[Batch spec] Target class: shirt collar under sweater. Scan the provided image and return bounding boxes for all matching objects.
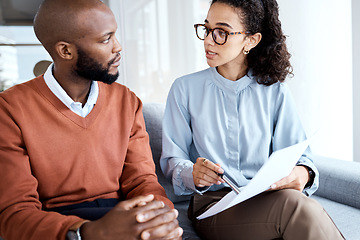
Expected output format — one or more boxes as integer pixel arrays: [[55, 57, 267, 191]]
[[43, 63, 99, 117]]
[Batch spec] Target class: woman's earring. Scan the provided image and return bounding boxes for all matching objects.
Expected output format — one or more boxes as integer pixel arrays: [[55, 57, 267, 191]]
[[243, 49, 250, 55]]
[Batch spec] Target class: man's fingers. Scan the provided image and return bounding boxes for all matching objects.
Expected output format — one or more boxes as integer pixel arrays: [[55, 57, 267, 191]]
[[139, 209, 180, 239], [134, 200, 166, 218], [116, 194, 155, 210], [141, 224, 184, 240], [161, 227, 183, 240], [140, 219, 182, 240], [136, 206, 175, 223]]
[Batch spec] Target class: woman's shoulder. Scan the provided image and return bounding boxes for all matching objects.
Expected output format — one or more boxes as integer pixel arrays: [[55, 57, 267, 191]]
[[251, 78, 290, 94], [271, 81, 291, 96], [168, 68, 213, 100], [174, 68, 212, 85]]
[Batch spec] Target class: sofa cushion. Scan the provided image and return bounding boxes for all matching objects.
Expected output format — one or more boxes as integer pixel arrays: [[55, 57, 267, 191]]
[[311, 195, 360, 240], [143, 103, 191, 203], [314, 156, 360, 209], [142, 103, 360, 239]]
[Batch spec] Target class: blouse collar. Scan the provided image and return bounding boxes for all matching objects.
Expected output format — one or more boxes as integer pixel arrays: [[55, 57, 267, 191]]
[[210, 67, 254, 94]]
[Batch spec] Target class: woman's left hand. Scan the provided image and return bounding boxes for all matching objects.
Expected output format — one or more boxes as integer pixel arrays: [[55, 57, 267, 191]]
[[269, 166, 309, 191]]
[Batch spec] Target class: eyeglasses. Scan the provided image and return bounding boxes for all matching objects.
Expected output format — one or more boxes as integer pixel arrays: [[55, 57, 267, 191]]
[[194, 24, 250, 45]]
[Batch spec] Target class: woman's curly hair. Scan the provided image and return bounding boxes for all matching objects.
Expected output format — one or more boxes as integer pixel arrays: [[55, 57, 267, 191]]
[[211, 0, 293, 85]]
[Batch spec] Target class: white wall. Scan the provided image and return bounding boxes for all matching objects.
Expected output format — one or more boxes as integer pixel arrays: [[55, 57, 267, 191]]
[[110, 0, 209, 102], [278, 0, 353, 161], [353, 0, 360, 162], [111, 0, 355, 161]]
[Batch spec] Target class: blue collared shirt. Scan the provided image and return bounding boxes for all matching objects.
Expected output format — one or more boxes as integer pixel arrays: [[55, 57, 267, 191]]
[[160, 67, 319, 197], [43, 64, 99, 117]]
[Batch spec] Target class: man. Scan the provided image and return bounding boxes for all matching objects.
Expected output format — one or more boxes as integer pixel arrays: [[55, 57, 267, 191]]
[[0, 0, 182, 239]]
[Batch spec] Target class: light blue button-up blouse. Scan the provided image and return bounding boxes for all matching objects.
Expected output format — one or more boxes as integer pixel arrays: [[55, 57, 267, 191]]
[[160, 67, 319, 197]]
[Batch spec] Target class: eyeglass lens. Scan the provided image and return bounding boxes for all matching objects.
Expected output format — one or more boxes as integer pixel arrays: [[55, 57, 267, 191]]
[[196, 25, 227, 45]]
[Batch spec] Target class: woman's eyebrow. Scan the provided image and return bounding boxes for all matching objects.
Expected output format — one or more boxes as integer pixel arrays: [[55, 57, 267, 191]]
[[216, 22, 233, 29], [204, 19, 233, 29]]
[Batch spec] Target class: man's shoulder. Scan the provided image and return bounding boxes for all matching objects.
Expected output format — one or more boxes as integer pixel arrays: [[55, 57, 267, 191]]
[[99, 81, 131, 94], [98, 81, 140, 105], [0, 77, 41, 101]]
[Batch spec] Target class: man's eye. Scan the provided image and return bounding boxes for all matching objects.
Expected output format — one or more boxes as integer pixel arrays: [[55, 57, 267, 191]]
[[102, 37, 111, 43]]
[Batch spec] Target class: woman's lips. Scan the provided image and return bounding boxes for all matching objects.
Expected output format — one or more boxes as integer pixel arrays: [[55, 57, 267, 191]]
[[206, 50, 217, 59]]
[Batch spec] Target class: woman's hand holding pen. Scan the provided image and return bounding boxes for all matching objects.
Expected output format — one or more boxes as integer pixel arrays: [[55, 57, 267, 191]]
[[193, 157, 225, 187]]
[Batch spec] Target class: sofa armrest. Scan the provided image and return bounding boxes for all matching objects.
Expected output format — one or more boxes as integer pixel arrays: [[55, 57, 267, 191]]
[[313, 156, 360, 209]]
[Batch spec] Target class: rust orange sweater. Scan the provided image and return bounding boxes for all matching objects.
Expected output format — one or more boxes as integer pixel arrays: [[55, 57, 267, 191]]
[[0, 76, 172, 240]]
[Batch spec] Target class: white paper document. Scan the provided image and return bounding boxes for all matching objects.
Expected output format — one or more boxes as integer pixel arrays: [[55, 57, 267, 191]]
[[197, 138, 311, 220]]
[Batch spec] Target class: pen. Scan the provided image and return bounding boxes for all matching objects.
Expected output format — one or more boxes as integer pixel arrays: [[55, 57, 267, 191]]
[[217, 173, 241, 194]]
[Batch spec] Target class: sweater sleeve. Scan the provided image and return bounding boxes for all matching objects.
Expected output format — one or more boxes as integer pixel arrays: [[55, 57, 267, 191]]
[[119, 97, 174, 208], [0, 95, 83, 240]]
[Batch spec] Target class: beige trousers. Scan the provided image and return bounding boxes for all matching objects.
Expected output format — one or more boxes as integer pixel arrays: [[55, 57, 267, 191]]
[[188, 188, 344, 240]]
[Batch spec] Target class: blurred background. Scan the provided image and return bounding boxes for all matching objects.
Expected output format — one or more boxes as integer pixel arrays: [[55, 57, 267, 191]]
[[0, 0, 358, 162]]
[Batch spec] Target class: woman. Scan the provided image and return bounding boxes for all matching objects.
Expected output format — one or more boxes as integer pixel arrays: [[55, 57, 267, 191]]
[[160, 0, 343, 239]]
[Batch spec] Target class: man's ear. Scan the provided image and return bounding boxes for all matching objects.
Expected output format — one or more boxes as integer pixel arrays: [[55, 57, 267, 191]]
[[55, 41, 75, 60], [245, 32, 262, 51]]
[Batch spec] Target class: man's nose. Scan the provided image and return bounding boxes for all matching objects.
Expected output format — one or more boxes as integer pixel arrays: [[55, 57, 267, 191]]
[[113, 36, 122, 53]]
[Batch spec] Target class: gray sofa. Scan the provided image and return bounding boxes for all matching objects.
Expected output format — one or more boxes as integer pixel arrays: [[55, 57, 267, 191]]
[[1, 103, 358, 240], [143, 102, 360, 240]]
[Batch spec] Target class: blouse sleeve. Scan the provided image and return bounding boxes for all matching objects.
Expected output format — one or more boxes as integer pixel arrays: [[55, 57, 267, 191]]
[[272, 83, 319, 196], [160, 79, 203, 196]]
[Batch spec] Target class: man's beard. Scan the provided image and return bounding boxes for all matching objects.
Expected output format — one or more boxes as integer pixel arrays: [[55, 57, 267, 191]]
[[75, 47, 119, 84]]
